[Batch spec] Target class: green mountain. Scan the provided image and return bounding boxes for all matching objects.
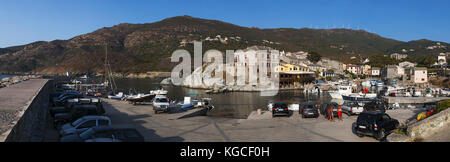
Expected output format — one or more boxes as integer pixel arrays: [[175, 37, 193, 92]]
[[0, 15, 448, 74]]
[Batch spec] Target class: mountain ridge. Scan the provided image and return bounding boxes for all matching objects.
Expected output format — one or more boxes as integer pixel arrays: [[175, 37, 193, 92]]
[[0, 15, 448, 74]]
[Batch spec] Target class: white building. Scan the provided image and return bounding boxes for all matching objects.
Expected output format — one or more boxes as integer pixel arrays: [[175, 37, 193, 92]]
[[406, 67, 428, 84], [370, 67, 380, 76], [438, 53, 447, 65]]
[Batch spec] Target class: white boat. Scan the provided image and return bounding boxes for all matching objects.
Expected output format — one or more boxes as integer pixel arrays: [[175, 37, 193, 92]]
[[376, 80, 384, 87], [108, 92, 124, 100], [384, 86, 407, 96], [80, 75, 88, 79], [342, 93, 377, 101], [328, 85, 352, 99], [150, 88, 168, 95], [413, 91, 422, 97], [288, 103, 300, 111], [404, 92, 412, 97], [361, 80, 371, 87]]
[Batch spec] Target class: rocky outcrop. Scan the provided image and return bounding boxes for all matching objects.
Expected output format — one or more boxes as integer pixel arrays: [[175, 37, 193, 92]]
[[181, 65, 277, 92]]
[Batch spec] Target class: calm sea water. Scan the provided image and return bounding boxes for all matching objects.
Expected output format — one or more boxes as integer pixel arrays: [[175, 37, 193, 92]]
[[113, 78, 338, 118]]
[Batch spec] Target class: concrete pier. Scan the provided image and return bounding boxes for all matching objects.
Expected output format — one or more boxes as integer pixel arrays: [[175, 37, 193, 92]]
[[0, 79, 50, 142], [382, 96, 450, 104]]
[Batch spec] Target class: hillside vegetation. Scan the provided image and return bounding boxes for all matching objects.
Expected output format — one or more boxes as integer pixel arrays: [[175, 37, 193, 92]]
[[0, 15, 448, 74]]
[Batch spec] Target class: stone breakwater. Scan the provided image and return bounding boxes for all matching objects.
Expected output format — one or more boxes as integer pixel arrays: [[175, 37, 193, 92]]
[[387, 107, 450, 142], [0, 79, 51, 142], [0, 75, 41, 89]]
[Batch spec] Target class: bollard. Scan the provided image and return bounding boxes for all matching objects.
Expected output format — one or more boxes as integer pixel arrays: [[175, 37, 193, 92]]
[[257, 109, 261, 115]]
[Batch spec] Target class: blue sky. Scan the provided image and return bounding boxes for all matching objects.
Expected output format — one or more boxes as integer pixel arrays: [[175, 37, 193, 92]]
[[0, 0, 449, 48]]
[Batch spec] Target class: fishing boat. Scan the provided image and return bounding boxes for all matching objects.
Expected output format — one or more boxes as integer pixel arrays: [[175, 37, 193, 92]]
[[108, 92, 124, 100], [384, 86, 407, 96], [328, 85, 352, 99], [361, 80, 371, 87], [151, 88, 168, 95], [125, 93, 155, 104], [342, 92, 377, 102]]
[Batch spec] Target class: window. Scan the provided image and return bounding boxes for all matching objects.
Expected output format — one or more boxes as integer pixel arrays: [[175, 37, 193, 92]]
[[98, 120, 109, 126], [382, 115, 390, 121], [78, 120, 97, 129]]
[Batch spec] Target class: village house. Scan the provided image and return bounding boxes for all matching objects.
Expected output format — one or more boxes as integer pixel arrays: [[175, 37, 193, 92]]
[[346, 64, 361, 75], [369, 67, 381, 77], [361, 65, 372, 75], [308, 64, 327, 76], [404, 67, 428, 84], [318, 57, 344, 74], [381, 65, 399, 80]]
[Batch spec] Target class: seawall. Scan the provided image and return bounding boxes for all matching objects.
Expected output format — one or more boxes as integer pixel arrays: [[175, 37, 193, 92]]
[[0, 79, 52, 142]]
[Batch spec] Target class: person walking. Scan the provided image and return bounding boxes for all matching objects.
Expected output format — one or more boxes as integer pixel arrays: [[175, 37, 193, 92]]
[[329, 106, 334, 122], [327, 107, 331, 120], [337, 106, 343, 121]]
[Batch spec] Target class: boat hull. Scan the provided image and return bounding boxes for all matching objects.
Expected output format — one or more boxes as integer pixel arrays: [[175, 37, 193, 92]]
[[328, 91, 343, 99], [125, 94, 155, 102], [342, 95, 376, 102]]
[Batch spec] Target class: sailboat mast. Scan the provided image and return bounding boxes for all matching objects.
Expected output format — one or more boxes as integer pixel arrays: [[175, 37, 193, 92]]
[[104, 43, 108, 89]]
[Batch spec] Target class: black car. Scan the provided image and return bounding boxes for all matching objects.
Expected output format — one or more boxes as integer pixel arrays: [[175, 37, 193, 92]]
[[320, 102, 339, 118], [354, 112, 399, 141], [60, 126, 144, 142], [53, 104, 106, 129], [272, 102, 289, 117], [300, 102, 320, 118], [50, 91, 79, 103], [363, 100, 387, 113], [50, 98, 103, 116], [52, 93, 84, 107]]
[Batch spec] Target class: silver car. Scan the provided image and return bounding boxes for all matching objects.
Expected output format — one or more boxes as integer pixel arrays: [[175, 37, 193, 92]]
[[59, 115, 111, 136]]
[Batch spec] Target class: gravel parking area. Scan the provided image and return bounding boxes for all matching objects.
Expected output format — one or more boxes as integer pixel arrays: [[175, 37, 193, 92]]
[[101, 98, 426, 142]]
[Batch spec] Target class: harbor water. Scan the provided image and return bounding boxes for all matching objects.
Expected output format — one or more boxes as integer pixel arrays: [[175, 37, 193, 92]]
[[114, 78, 336, 119]]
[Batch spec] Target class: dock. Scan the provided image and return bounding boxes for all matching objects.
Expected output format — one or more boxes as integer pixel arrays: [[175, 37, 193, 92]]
[[382, 96, 450, 104]]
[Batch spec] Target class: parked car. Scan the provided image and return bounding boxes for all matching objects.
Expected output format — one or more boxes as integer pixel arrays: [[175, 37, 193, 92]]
[[50, 98, 102, 116], [299, 102, 319, 118], [153, 95, 170, 114], [354, 111, 399, 140], [52, 93, 84, 107], [50, 91, 80, 104], [53, 104, 106, 129], [320, 102, 339, 117], [341, 101, 364, 115], [271, 102, 289, 117], [59, 115, 111, 136], [363, 100, 386, 113], [60, 126, 144, 142]]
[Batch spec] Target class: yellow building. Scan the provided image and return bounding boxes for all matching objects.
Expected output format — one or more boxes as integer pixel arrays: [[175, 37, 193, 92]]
[[275, 63, 311, 73], [274, 63, 315, 87]]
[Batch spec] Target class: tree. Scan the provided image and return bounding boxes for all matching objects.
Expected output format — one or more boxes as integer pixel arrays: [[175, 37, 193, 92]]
[[307, 52, 322, 63], [367, 54, 399, 67]]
